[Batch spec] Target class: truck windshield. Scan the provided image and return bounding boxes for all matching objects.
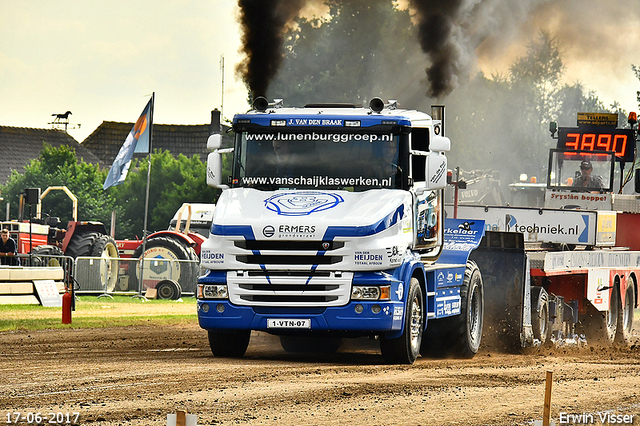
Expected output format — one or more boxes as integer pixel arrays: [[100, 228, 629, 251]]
[[547, 149, 615, 192], [232, 131, 406, 191]]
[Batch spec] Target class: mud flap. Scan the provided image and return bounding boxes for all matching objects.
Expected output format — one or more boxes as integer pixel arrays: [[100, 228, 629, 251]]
[[469, 231, 531, 352]]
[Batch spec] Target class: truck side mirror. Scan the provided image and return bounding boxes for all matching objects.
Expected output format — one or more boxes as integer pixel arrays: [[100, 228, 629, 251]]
[[430, 135, 450, 152], [207, 152, 227, 189], [424, 152, 448, 190], [207, 134, 222, 151], [635, 169, 640, 193]]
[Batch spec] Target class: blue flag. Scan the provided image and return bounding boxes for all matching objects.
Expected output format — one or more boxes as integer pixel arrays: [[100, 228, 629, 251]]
[[103, 98, 153, 190]]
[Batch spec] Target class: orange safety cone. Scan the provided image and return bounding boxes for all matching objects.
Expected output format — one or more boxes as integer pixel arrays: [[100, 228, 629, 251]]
[[62, 291, 72, 324]]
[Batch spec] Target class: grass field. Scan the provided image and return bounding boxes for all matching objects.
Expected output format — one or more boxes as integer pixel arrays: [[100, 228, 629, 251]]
[[0, 295, 197, 332], [0, 296, 638, 334]]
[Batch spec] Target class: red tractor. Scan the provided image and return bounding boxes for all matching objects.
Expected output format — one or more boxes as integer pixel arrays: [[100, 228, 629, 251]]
[[3, 186, 120, 291], [116, 203, 213, 299]]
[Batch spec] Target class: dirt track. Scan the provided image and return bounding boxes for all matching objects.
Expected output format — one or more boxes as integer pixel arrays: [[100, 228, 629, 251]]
[[1, 319, 639, 426]]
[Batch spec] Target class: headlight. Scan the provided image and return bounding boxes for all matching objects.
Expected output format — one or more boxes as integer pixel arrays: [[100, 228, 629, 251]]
[[197, 284, 228, 299], [351, 285, 390, 301]]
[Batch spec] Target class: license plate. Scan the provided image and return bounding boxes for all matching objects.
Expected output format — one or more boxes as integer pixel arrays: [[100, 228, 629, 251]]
[[267, 319, 311, 329]]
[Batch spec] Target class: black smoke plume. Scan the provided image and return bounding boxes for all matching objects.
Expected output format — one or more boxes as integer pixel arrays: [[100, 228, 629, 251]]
[[236, 0, 305, 100], [410, 0, 467, 99], [236, 0, 551, 101]]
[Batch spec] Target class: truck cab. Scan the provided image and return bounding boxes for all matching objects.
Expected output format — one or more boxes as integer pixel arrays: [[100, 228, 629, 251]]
[[197, 98, 484, 364]]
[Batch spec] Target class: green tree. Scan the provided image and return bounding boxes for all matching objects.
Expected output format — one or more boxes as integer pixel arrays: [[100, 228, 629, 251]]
[[108, 150, 218, 238], [1, 145, 219, 240], [267, 0, 422, 106], [0, 143, 117, 227]]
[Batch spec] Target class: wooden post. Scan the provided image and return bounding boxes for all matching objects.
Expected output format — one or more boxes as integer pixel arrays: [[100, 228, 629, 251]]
[[176, 410, 186, 426], [543, 371, 553, 426]]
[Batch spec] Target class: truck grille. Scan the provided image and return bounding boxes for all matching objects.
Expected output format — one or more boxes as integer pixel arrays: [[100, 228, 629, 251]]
[[227, 270, 353, 307], [233, 239, 345, 266], [237, 254, 341, 265]]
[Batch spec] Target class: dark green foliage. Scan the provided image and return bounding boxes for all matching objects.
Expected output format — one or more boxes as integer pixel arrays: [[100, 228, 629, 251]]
[[256, 2, 632, 185], [0, 145, 218, 240]]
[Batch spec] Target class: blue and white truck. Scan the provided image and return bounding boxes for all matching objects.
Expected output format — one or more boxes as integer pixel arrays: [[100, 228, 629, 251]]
[[196, 98, 517, 364]]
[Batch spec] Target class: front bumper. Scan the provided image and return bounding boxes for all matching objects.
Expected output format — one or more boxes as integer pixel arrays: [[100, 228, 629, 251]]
[[197, 299, 404, 333]]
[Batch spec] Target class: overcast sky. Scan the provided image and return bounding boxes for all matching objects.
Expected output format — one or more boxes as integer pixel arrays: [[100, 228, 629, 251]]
[[1, 0, 639, 143]]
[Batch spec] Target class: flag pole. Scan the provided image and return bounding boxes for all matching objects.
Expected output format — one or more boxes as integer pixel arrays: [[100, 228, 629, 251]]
[[134, 92, 155, 301]]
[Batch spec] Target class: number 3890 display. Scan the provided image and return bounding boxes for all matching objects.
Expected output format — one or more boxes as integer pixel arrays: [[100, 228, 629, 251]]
[[557, 127, 635, 163]]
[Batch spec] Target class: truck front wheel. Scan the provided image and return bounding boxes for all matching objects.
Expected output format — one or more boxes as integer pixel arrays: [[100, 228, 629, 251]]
[[380, 277, 423, 364], [207, 330, 250, 357]]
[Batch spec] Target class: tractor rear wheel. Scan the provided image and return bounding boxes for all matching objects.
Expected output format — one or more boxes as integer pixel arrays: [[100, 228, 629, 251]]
[[90, 235, 120, 293], [531, 286, 552, 346], [616, 281, 635, 344], [130, 236, 197, 294], [65, 232, 100, 258], [30, 245, 64, 267]]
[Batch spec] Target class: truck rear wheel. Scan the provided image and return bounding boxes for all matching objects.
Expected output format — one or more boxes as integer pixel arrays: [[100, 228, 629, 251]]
[[421, 261, 484, 359], [90, 235, 120, 293], [531, 286, 552, 346], [208, 330, 250, 357], [380, 277, 423, 364]]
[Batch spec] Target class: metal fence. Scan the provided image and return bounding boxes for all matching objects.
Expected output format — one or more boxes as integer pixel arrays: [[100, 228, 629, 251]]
[[74, 256, 199, 296], [17, 253, 74, 288], [16, 254, 200, 298]]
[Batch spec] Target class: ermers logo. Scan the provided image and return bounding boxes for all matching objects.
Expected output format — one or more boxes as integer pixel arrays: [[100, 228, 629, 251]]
[[264, 192, 344, 216], [278, 224, 316, 238], [263, 225, 275, 237]]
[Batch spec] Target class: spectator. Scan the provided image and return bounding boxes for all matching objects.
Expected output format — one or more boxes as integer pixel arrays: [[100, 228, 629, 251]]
[[0, 229, 18, 266]]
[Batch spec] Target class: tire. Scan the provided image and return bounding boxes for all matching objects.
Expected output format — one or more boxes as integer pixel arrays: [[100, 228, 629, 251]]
[[30, 245, 64, 267], [380, 277, 423, 364], [90, 235, 120, 293], [583, 284, 619, 346], [65, 231, 100, 258], [208, 330, 251, 357], [616, 281, 635, 344], [531, 286, 552, 346], [421, 261, 484, 359], [155, 279, 182, 300], [130, 236, 197, 294], [279, 336, 343, 354]]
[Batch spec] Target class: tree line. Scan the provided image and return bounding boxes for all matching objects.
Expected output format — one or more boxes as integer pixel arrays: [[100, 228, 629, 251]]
[[266, 0, 638, 183], [0, 145, 218, 240], [2, 0, 639, 235]]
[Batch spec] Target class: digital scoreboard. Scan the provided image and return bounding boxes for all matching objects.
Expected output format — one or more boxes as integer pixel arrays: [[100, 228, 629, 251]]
[[557, 127, 635, 163]]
